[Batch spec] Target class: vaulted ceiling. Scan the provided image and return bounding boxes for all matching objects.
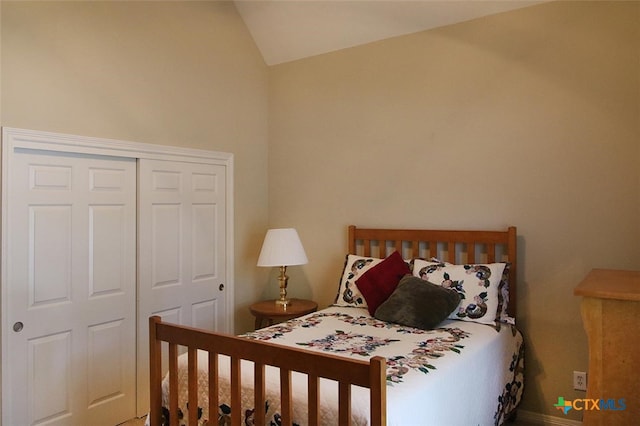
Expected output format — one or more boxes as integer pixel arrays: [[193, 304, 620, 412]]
[[234, 0, 545, 65]]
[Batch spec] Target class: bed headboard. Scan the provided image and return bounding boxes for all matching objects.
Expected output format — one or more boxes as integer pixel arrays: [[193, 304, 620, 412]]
[[348, 225, 518, 318]]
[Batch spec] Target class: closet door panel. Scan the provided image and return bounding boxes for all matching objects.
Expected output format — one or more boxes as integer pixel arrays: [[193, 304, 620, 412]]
[[192, 204, 217, 280], [31, 205, 72, 305], [90, 205, 129, 295], [4, 149, 137, 426], [151, 203, 182, 286], [137, 158, 227, 415]]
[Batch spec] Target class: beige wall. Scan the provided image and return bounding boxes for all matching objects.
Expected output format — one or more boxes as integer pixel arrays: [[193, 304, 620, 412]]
[[2, 0, 639, 421], [0, 1, 269, 333], [269, 0, 639, 421]]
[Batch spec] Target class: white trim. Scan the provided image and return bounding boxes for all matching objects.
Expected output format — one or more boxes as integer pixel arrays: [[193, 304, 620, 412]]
[[3, 126, 233, 165], [517, 409, 583, 426]]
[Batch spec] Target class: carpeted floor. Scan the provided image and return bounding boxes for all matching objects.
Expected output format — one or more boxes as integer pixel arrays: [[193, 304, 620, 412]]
[[118, 416, 146, 426]]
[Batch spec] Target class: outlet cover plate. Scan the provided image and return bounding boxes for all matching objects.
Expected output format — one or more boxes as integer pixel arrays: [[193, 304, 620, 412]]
[[573, 371, 588, 391]]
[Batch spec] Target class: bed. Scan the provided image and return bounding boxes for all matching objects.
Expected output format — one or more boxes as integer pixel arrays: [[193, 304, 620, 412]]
[[148, 225, 524, 426]]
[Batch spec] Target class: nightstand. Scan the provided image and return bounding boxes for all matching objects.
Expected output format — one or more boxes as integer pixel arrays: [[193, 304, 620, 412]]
[[249, 298, 318, 329]]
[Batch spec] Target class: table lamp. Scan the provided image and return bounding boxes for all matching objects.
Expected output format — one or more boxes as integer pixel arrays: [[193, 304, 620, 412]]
[[257, 228, 308, 306]]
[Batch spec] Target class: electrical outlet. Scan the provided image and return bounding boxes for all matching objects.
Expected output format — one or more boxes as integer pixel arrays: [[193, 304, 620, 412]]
[[573, 371, 588, 391]]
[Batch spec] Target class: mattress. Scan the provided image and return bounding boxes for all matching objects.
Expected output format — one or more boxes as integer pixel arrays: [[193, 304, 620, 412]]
[[155, 305, 524, 426]]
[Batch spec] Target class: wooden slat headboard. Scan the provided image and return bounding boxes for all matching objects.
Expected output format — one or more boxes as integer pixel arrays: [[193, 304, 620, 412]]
[[348, 225, 517, 318]]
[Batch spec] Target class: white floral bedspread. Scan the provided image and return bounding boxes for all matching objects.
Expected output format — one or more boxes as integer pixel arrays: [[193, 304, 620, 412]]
[[155, 306, 523, 426]]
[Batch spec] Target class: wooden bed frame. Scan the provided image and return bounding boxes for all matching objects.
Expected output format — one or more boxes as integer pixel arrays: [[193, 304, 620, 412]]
[[149, 225, 517, 426]]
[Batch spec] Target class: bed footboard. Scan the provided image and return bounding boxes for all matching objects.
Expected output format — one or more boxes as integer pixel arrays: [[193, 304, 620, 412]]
[[149, 316, 387, 426]]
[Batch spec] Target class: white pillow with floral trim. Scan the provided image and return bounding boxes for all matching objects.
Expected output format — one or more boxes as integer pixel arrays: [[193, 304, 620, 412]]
[[414, 259, 514, 324], [413, 258, 506, 326], [333, 254, 383, 308]]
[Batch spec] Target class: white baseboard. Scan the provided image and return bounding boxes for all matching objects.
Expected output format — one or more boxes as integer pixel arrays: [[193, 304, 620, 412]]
[[517, 410, 582, 426]]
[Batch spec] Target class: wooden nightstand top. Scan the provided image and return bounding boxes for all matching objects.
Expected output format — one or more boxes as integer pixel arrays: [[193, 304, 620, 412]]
[[250, 298, 318, 317], [249, 298, 318, 329], [574, 268, 640, 301]]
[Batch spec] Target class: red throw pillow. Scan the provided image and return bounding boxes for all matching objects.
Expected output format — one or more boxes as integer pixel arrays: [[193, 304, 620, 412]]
[[355, 250, 410, 315]]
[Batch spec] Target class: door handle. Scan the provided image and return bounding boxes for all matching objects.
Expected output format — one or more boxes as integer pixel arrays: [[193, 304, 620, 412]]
[[13, 322, 24, 332], [219, 283, 224, 291]]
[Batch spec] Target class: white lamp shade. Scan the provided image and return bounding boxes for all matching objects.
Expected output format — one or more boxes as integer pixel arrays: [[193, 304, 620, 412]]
[[257, 228, 308, 267]]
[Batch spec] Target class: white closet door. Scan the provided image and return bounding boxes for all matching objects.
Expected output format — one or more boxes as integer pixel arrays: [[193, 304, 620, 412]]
[[137, 158, 227, 415], [4, 148, 137, 425]]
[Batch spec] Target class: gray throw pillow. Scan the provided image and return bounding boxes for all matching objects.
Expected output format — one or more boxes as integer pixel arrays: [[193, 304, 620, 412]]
[[374, 274, 461, 330]]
